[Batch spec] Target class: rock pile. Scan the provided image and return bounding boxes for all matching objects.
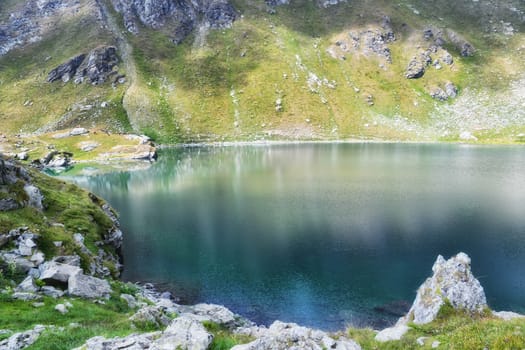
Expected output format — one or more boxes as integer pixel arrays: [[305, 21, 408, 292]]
[[375, 252, 488, 342], [47, 46, 120, 85]]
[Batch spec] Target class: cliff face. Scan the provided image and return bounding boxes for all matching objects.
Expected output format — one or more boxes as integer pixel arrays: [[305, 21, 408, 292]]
[[0, 0, 524, 144], [111, 0, 237, 42]]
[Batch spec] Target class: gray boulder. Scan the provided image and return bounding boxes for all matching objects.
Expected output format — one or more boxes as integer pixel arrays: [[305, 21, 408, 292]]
[[0, 325, 46, 350], [15, 276, 39, 293], [151, 315, 214, 350], [405, 57, 425, 79], [40, 286, 65, 298], [39, 261, 82, 284], [179, 303, 237, 326], [232, 321, 361, 350], [403, 252, 487, 325], [67, 272, 112, 299], [129, 305, 171, 328], [444, 81, 458, 98], [429, 87, 448, 101]]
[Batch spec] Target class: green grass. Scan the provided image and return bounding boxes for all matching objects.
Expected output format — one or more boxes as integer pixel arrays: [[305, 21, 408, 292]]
[[1, 0, 524, 146]]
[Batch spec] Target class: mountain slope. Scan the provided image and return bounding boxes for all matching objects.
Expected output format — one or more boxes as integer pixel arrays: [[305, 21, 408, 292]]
[[0, 0, 524, 144]]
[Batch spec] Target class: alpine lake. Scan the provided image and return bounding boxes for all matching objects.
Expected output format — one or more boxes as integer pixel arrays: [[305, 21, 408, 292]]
[[63, 143, 525, 330]]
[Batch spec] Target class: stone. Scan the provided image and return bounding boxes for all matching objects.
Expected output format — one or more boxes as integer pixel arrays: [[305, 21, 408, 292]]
[[130, 305, 171, 328], [47, 54, 86, 83], [232, 321, 361, 350], [16, 152, 28, 161], [429, 87, 448, 101], [152, 315, 214, 350], [403, 252, 487, 325], [17, 238, 36, 256], [492, 310, 525, 320], [460, 131, 478, 141], [375, 323, 410, 342], [12, 292, 42, 301], [444, 82, 458, 98], [405, 57, 425, 79], [55, 304, 68, 314], [69, 128, 88, 136], [39, 261, 82, 284], [30, 252, 45, 266], [67, 272, 112, 299], [78, 141, 100, 152], [73, 233, 84, 244], [121, 293, 138, 308], [72, 332, 161, 350], [432, 340, 440, 348], [0, 325, 45, 350], [15, 276, 39, 293], [41, 286, 65, 298]]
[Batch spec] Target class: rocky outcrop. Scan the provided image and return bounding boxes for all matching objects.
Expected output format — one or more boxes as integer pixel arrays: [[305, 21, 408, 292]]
[[47, 46, 119, 85], [233, 321, 361, 350], [328, 16, 395, 63], [111, 0, 237, 43], [405, 57, 426, 79], [406, 252, 487, 325], [376, 252, 487, 342], [68, 272, 112, 299]]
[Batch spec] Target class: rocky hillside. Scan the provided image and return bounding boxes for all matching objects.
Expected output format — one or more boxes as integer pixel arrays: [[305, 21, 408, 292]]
[[0, 0, 524, 144]]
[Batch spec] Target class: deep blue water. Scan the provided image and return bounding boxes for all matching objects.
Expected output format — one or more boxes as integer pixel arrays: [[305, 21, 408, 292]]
[[68, 143, 525, 330]]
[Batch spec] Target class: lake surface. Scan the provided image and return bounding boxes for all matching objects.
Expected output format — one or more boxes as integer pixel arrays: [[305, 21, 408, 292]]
[[69, 143, 525, 330]]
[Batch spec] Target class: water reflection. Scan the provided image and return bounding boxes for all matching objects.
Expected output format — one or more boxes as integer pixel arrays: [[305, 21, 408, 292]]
[[67, 143, 525, 330]]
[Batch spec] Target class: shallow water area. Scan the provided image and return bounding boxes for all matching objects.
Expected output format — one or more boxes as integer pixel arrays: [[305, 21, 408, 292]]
[[66, 143, 525, 330]]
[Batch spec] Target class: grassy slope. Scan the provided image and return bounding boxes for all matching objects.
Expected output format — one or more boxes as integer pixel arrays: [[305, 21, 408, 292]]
[[1, 0, 524, 145]]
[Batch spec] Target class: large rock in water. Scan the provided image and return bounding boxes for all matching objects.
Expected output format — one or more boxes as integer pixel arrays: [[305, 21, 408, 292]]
[[406, 252, 487, 325]]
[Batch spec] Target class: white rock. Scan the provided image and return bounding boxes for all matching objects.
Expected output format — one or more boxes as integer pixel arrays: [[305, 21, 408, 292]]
[[30, 252, 45, 266], [459, 131, 477, 141], [55, 304, 68, 314], [151, 315, 213, 350], [375, 324, 410, 342], [70, 128, 88, 136], [0, 325, 45, 350], [404, 252, 487, 325], [15, 276, 39, 293], [68, 272, 112, 299], [492, 310, 525, 320], [432, 340, 440, 348], [23, 185, 43, 210]]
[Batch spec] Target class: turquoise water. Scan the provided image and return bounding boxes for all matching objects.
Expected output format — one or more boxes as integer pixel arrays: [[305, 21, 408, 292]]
[[70, 143, 525, 330]]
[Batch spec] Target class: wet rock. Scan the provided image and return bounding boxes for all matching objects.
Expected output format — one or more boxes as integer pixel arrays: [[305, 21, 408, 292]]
[[23, 185, 43, 210], [403, 252, 486, 325], [69, 127, 88, 136], [492, 311, 525, 320], [55, 303, 68, 314]]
